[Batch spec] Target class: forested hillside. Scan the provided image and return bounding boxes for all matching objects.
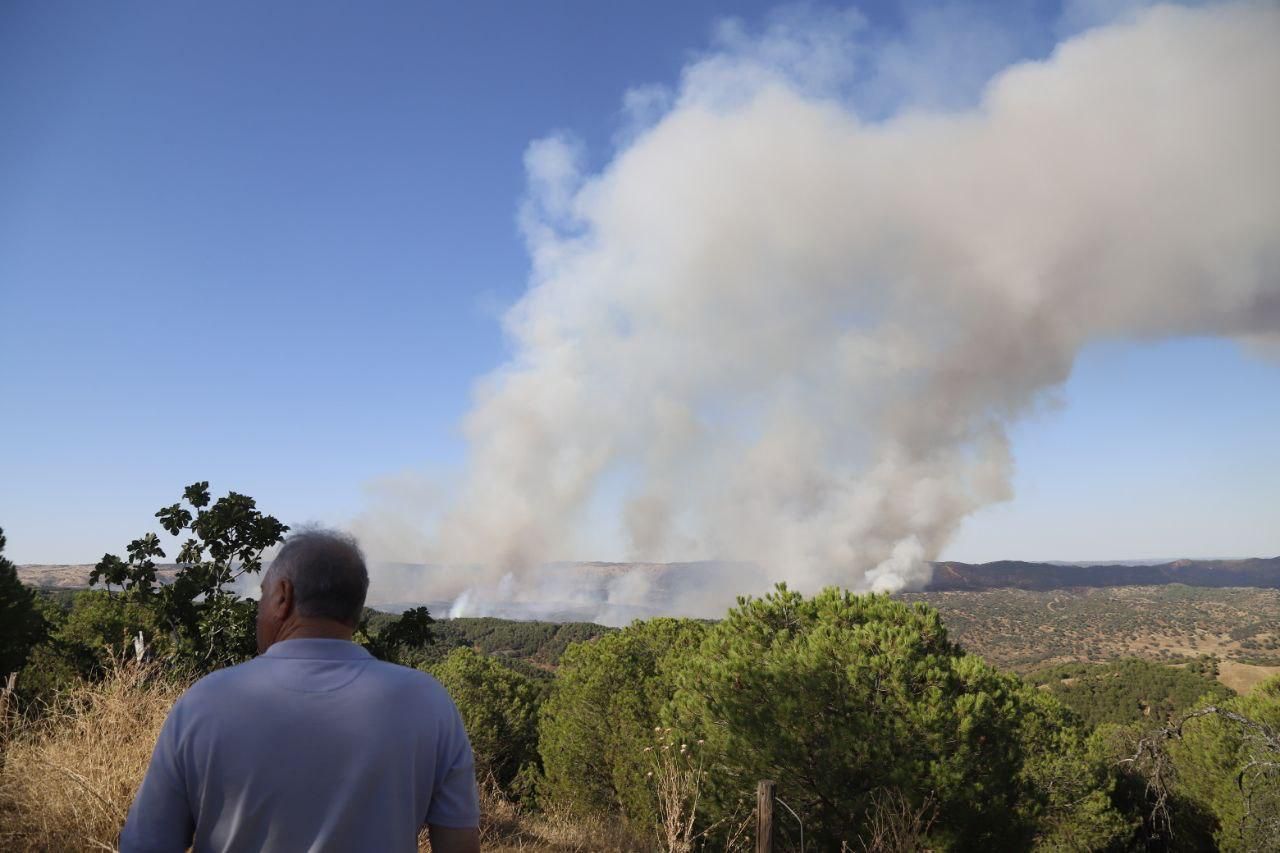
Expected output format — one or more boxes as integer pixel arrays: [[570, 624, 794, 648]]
[[427, 617, 613, 667], [1025, 658, 1234, 728]]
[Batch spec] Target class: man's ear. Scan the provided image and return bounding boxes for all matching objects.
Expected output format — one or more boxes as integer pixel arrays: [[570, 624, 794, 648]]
[[276, 577, 295, 619]]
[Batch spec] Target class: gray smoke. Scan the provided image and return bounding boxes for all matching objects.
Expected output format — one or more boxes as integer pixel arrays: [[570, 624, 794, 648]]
[[360, 2, 1280, 621]]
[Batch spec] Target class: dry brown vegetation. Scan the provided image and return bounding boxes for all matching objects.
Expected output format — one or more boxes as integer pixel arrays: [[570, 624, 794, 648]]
[[1217, 660, 1280, 696], [15, 564, 181, 591], [0, 660, 183, 851], [448, 790, 644, 853], [428, 773, 645, 853]]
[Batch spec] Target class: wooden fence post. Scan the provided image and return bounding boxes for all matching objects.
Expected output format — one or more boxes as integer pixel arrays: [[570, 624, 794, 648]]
[[757, 779, 776, 853]]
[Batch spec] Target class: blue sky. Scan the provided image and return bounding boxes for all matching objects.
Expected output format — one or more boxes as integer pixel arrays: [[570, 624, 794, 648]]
[[1, 1, 1276, 565]]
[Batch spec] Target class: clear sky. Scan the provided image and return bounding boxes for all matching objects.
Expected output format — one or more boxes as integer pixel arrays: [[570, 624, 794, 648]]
[[1, 0, 1277, 565]]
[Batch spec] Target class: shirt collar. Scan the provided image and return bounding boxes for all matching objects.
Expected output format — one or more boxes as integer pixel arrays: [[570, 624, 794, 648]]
[[261, 638, 374, 661]]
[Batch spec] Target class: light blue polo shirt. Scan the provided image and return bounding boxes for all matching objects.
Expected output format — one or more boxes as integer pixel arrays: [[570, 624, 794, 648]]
[[119, 639, 479, 852]]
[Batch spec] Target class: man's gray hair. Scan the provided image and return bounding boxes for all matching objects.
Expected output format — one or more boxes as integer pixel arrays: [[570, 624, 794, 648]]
[[268, 528, 369, 626]]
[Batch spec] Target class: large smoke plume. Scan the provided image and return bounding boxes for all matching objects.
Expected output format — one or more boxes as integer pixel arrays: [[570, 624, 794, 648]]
[[364, 2, 1280, 620]]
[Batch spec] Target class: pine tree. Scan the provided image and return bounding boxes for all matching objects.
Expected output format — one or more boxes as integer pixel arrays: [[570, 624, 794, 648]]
[[0, 527, 47, 676]]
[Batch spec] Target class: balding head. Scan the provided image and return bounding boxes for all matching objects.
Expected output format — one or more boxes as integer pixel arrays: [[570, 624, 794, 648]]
[[268, 529, 369, 624], [256, 529, 369, 652]]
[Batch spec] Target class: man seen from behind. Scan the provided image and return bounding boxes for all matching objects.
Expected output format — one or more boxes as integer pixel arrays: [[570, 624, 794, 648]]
[[119, 529, 481, 852]]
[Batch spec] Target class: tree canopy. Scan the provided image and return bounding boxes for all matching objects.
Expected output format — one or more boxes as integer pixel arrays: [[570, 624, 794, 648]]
[[430, 647, 543, 793], [670, 584, 1129, 850], [89, 482, 287, 672], [1168, 677, 1280, 852], [0, 528, 46, 677], [1028, 658, 1233, 729], [537, 617, 707, 829]]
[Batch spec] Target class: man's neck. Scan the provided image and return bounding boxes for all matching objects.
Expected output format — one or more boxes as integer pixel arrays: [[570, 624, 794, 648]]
[[272, 618, 355, 645]]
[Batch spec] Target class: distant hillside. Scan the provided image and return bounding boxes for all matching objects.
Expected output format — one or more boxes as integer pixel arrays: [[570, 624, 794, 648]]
[[926, 557, 1280, 592], [15, 564, 130, 589], [905, 585, 1280, 677], [16, 555, 1280, 597], [1024, 657, 1235, 727]]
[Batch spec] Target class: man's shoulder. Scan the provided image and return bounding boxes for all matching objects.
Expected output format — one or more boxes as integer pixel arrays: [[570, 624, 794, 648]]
[[171, 651, 455, 714], [183, 652, 450, 696], [171, 658, 261, 708], [181, 661, 241, 695]]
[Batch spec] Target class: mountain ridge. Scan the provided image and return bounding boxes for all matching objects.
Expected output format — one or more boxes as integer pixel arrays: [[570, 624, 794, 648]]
[[925, 556, 1280, 591]]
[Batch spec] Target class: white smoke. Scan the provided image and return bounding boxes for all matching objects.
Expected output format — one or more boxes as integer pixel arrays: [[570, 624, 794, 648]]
[[364, 1, 1280, 619]]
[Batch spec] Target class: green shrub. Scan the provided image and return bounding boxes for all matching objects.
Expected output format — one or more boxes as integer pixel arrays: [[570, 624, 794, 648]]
[[537, 617, 706, 829], [670, 585, 1128, 850], [431, 647, 543, 794], [0, 528, 46, 678]]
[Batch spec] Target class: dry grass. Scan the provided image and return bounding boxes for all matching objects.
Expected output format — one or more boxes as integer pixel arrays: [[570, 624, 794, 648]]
[[0, 660, 183, 852], [1217, 661, 1280, 695], [854, 790, 938, 853], [415, 782, 644, 852], [646, 728, 706, 853]]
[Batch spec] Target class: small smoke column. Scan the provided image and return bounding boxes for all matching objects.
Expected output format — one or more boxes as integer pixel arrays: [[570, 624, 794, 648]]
[[377, 2, 1280, 618]]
